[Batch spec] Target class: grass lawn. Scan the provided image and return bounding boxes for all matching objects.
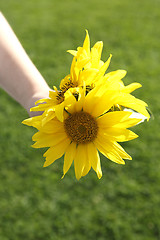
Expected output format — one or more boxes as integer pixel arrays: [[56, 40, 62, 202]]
[[0, 0, 160, 239]]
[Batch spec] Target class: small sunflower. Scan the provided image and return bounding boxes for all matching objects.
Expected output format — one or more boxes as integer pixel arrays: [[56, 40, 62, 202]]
[[23, 86, 148, 180], [31, 31, 148, 124]]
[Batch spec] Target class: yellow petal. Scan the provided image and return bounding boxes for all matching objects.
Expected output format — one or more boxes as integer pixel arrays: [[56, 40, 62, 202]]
[[35, 98, 54, 105], [67, 50, 77, 56], [63, 142, 77, 176], [117, 93, 150, 119], [83, 85, 117, 117], [114, 117, 142, 128], [90, 48, 101, 68], [104, 70, 127, 82], [87, 143, 102, 179], [22, 115, 42, 128], [52, 86, 77, 122], [43, 138, 71, 167], [55, 103, 65, 122], [70, 57, 78, 83], [99, 60, 104, 69], [30, 103, 51, 112], [64, 89, 77, 104], [111, 141, 132, 160], [92, 41, 103, 53], [83, 86, 100, 114], [74, 88, 85, 112], [40, 119, 64, 133], [90, 91, 118, 118], [95, 138, 125, 164], [79, 68, 98, 86], [91, 41, 103, 68], [74, 144, 87, 180], [122, 83, 142, 94], [81, 158, 91, 177], [32, 132, 67, 148], [98, 128, 138, 142], [97, 111, 132, 127], [83, 30, 90, 56], [93, 54, 112, 83], [42, 111, 56, 126], [49, 90, 59, 103], [65, 87, 85, 114], [76, 54, 90, 69]]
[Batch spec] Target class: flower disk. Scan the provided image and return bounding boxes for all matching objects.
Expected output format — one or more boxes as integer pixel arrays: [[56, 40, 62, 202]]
[[56, 80, 77, 104], [64, 111, 98, 144]]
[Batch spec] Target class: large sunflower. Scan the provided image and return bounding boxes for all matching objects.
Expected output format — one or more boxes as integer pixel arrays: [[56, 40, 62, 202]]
[[23, 86, 147, 180]]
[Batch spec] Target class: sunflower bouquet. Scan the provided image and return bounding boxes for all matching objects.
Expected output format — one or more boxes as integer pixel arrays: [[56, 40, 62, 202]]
[[22, 31, 150, 180]]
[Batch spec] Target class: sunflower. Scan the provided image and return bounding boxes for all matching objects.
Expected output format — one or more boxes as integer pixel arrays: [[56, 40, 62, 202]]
[[22, 86, 149, 180], [31, 31, 148, 124], [30, 29, 110, 123]]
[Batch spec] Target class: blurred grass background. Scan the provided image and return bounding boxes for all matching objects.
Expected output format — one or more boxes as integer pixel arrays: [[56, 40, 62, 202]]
[[0, 0, 160, 239]]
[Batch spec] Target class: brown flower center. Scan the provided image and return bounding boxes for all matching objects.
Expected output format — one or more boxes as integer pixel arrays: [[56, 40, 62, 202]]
[[56, 80, 77, 104], [64, 111, 98, 144]]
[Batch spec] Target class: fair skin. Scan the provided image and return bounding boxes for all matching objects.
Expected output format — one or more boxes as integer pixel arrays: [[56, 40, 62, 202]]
[[0, 12, 51, 116]]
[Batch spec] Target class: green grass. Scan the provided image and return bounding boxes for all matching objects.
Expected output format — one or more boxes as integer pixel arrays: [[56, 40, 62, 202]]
[[0, 0, 160, 239]]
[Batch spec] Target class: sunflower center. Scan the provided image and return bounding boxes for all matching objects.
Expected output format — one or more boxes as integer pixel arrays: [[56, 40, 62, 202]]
[[56, 80, 77, 104], [56, 91, 65, 103], [64, 111, 98, 144]]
